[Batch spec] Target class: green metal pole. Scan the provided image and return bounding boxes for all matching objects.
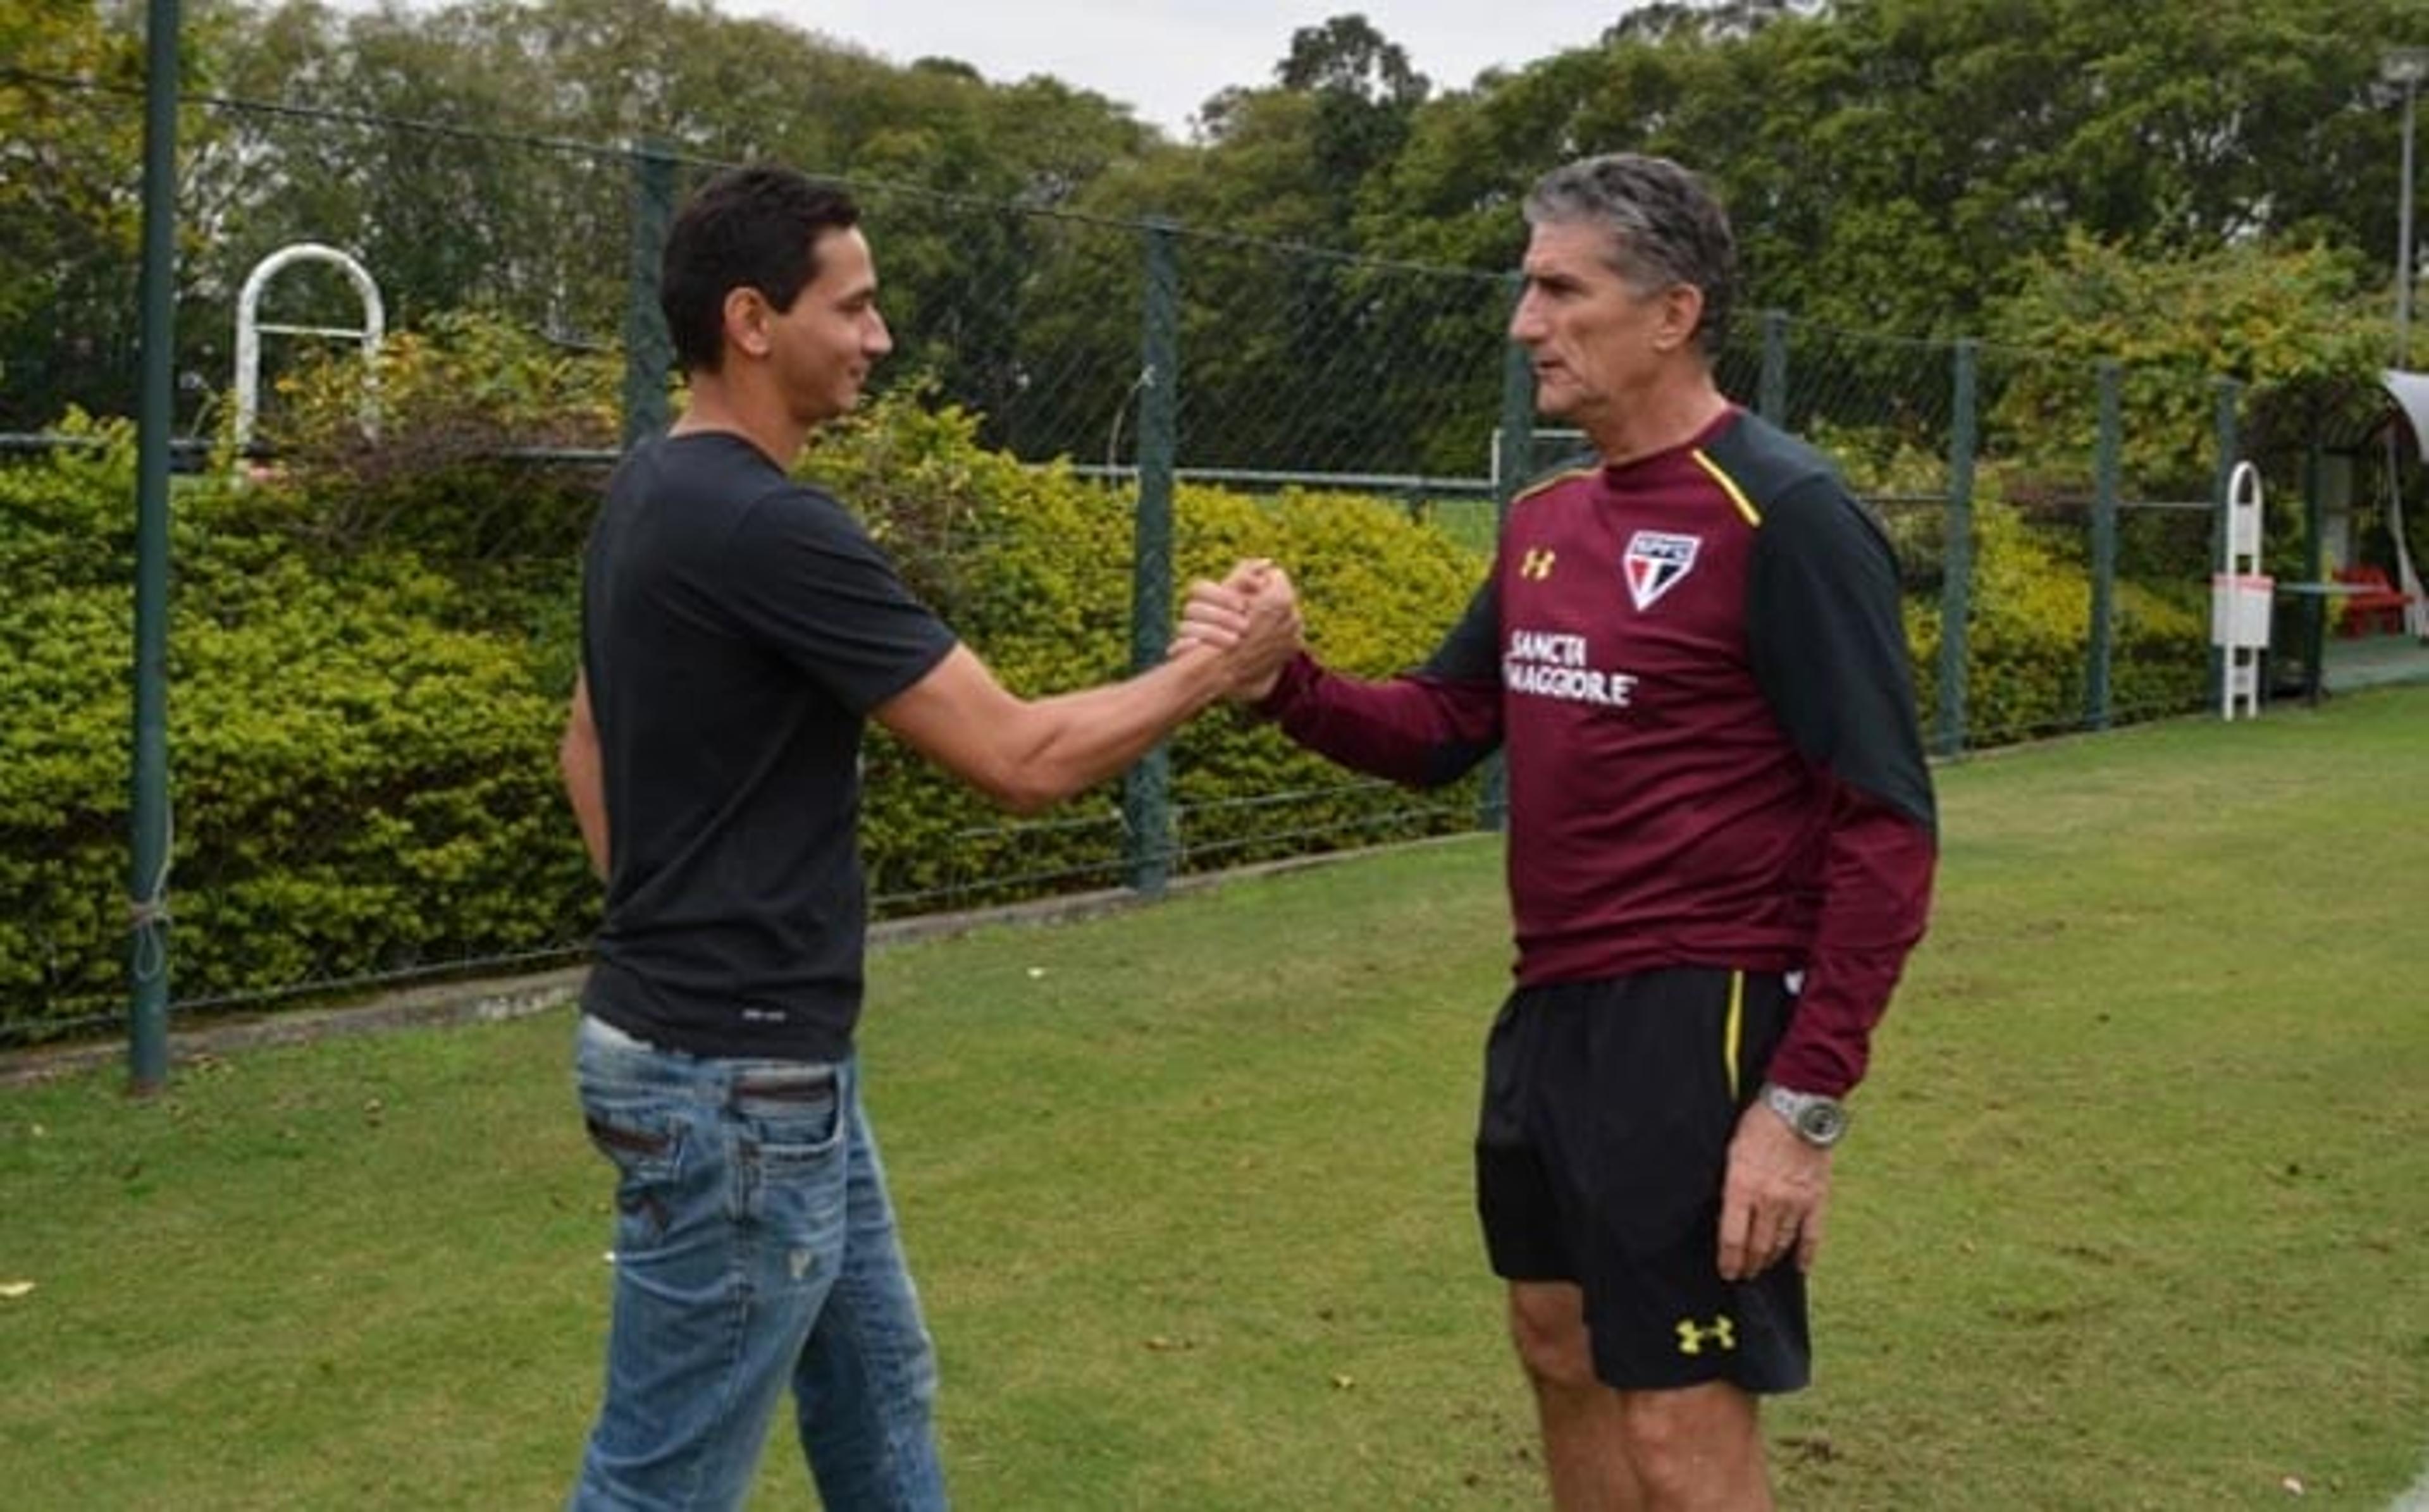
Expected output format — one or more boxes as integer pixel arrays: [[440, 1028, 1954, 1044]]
[[1480, 274, 1535, 831], [1123, 219, 1179, 895], [1757, 309, 1788, 426], [2208, 379, 2242, 710], [127, 0, 182, 1095], [2086, 359, 2121, 730], [1936, 340, 1977, 758], [622, 141, 676, 449]]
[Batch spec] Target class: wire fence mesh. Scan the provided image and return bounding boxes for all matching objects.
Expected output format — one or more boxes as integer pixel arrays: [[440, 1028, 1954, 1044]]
[[0, 80, 2349, 1049]]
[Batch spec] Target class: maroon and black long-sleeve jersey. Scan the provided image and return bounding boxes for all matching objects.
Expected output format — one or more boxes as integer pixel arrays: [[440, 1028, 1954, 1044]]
[[1259, 407, 1936, 1098]]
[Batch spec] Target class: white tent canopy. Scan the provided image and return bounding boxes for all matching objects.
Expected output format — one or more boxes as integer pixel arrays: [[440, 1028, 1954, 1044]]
[[2372, 370, 2429, 638]]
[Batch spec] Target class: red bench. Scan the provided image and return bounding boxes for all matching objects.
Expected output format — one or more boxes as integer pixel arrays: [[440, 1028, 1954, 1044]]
[[2333, 565, 2416, 637]]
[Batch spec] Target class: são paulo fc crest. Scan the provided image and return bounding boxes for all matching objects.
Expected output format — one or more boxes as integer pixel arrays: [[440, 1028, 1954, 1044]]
[[1622, 531, 1701, 610]]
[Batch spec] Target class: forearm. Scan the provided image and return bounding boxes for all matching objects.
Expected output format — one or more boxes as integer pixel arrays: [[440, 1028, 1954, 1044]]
[[570, 793, 609, 880], [559, 679, 609, 880], [1765, 789, 1936, 1097], [984, 648, 1232, 813]]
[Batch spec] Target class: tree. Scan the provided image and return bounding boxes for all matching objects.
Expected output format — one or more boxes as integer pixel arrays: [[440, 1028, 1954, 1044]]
[[1984, 231, 2385, 495], [0, 1, 155, 428], [1021, 15, 1478, 474], [1357, 0, 2428, 341], [162, 0, 1158, 455], [1606, 0, 1807, 45]]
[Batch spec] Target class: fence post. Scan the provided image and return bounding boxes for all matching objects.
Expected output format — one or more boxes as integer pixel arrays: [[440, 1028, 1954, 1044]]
[[1480, 275, 1535, 831], [2209, 378, 2242, 709], [1758, 309, 1788, 425], [2085, 359, 2122, 730], [127, 0, 183, 1094], [622, 140, 676, 449], [1123, 218, 1180, 895], [1936, 340, 1977, 757]]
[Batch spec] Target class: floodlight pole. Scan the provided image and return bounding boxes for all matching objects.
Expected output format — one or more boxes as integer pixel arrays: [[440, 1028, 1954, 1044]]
[[2385, 48, 2428, 367]]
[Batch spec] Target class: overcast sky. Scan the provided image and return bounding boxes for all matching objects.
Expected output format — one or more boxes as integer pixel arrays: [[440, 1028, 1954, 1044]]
[[728, 2, 1629, 137]]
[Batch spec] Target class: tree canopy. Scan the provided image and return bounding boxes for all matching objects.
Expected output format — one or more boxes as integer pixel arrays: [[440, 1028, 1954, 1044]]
[[6, 0, 2425, 445]]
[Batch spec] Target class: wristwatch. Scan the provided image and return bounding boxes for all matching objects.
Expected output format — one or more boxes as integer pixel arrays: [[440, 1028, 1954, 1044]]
[[1760, 1082, 1850, 1148]]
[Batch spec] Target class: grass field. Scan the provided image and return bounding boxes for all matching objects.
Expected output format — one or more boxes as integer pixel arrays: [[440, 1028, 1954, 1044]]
[[4, 685, 2428, 1509]]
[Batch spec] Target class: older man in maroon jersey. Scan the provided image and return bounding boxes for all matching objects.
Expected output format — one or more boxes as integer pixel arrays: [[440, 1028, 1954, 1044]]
[[1183, 153, 1936, 1510]]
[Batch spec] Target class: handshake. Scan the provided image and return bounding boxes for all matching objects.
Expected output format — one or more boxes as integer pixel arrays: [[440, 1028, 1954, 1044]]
[[1173, 558, 1303, 703]]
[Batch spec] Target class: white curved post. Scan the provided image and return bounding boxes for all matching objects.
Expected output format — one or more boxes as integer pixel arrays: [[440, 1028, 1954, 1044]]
[[2210, 460, 2271, 720], [233, 242, 385, 465]]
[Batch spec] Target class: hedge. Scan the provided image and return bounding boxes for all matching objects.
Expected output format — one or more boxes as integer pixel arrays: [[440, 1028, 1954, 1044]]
[[1, 332, 2216, 1043], [0, 396, 1485, 1043]]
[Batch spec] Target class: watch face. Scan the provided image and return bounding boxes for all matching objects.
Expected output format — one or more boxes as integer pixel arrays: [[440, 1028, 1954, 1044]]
[[1764, 1085, 1848, 1145]]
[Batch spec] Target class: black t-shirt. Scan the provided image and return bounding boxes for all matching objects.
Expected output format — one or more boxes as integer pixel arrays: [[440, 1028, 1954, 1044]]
[[578, 431, 958, 1061]]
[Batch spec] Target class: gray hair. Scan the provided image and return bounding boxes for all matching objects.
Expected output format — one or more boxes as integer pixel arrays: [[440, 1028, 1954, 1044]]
[[1523, 154, 1737, 359]]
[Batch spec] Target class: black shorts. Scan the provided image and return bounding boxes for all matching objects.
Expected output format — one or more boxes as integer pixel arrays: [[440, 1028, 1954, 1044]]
[[1475, 968, 1812, 1394]]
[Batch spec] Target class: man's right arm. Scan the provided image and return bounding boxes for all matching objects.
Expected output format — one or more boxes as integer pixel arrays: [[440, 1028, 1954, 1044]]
[[873, 584, 1299, 816], [559, 672, 609, 881], [1186, 572, 1505, 789]]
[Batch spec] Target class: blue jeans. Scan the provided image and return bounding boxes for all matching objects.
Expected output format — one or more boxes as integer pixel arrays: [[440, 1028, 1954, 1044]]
[[569, 1014, 948, 1511]]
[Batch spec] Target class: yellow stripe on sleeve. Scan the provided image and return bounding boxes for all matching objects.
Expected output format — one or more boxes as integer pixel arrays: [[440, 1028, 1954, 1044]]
[[1507, 465, 1598, 509], [1690, 450, 1763, 528]]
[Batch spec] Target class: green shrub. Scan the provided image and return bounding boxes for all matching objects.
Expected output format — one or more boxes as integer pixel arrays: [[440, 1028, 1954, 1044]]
[[3, 376, 2216, 1043], [1905, 498, 2208, 745], [1819, 422, 2209, 744], [803, 399, 1489, 909], [263, 310, 619, 571], [0, 392, 1489, 1040], [0, 424, 592, 1040]]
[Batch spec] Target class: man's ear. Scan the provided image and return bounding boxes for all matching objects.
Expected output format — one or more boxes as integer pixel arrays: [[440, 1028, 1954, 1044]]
[[722, 286, 774, 361], [1653, 282, 1705, 355]]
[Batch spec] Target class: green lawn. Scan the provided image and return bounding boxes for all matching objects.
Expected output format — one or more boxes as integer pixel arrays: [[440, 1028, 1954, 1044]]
[[4, 687, 2428, 1509]]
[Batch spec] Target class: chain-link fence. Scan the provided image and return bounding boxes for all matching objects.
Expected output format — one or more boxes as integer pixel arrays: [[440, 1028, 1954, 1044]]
[[0, 77, 2337, 1050]]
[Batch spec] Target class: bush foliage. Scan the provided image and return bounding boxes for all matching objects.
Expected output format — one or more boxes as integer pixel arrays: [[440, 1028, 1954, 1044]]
[[801, 397, 1490, 909], [2, 312, 2223, 1042], [0, 413, 591, 1038], [1831, 428, 2211, 747], [0, 364, 1486, 1042]]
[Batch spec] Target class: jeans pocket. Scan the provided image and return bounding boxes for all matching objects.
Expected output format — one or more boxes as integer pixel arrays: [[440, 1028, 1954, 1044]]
[[582, 1102, 687, 1245], [732, 1068, 844, 1169]]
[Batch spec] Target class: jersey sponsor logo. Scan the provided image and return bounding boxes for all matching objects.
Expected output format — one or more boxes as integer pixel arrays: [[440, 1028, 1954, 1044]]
[[1517, 547, 1557, 581], [1622, 530, 1701, 611], [1503, 627, 1638, 708], [1674, 1314, 1738, 1356]]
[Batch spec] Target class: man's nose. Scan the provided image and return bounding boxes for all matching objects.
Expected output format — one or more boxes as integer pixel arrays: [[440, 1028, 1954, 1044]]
[[1508, 294, 1545, 345]]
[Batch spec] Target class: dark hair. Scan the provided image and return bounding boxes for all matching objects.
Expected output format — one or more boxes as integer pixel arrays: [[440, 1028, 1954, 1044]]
[[1523, 154, 1736, 359], [660, 166, 862, 374]]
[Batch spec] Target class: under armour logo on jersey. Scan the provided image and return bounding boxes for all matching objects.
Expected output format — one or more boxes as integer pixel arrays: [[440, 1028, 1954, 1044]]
[[1675, 1315, 1738, 1356], [1623, 531, 1701, 610], [1518, 548, 1557, 581]]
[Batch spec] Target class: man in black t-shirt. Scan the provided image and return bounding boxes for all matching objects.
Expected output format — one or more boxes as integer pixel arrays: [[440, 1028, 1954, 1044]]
[[557, 165, 1295, 1512], [1182, 155, 1936, 1510]]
